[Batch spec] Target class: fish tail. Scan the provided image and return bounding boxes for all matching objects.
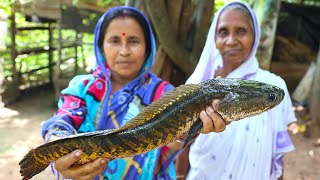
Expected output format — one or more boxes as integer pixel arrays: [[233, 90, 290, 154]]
[[19, 149, 49, 179]]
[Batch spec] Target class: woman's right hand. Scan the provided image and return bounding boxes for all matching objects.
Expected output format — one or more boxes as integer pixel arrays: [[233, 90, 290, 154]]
[[48, 135, 109, 180], [54, 149, 109, 180]]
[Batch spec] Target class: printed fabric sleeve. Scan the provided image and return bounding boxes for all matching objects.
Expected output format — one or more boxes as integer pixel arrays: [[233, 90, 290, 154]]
[[163, 82, 175, 93], [152, 81, 174, 101], [41, 75, 92, 141]]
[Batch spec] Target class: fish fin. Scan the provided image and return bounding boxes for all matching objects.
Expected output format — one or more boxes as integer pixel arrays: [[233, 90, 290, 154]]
[[61, 129, 114, 139], [19, 149, 49, 180], [109, 83, 201, 134], [182, 117, 203, 148]]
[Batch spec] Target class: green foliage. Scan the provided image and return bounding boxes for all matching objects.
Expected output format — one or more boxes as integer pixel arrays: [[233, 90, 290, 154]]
[[214, 0, 250, 13], [103, 0, 117, 4], [72, 0, 126, 6], [1, 0, 126, 83], [102, 0, 126, 5], [0, 0, 13, 15]]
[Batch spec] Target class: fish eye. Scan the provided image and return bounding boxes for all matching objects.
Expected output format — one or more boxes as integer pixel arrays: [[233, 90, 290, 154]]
[[268, 93, 276, 102]]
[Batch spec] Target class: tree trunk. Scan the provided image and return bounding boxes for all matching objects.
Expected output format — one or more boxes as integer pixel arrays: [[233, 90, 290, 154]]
[[190, 0, 213, 58], [310, 45, 320, 125], [125, 0, 136, 7], [252, 0, 281, 70], [125, 0, 144, 9], [126, 0, 213, 85], [292, 62, 316, 104], [144, 0, 213, 85], [150, 0, 183, 82], [145, 0, 196, 75]]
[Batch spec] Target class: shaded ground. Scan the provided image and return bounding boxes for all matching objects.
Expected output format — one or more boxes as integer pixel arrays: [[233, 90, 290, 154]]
[[0, 90, 56, 180], [0, 90, 320, 180]]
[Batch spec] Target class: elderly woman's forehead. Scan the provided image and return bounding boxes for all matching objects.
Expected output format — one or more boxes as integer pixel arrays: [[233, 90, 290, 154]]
[[218, 5, 254, 29], [221, 4, 251, 18]]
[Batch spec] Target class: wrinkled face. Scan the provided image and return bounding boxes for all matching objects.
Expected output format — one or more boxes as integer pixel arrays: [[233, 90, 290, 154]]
[[215, 8, 254, 66], [102, 17, 146, 81]]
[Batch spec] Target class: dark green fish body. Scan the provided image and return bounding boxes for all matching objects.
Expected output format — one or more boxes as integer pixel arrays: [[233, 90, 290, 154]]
[[19, 78, 284, 179]]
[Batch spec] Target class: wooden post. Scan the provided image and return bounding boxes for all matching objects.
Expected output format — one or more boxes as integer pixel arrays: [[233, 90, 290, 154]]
[[9, 4, 20, 102], [56, 3, 63, 80], [57, 17, 62, 79], [74, 31, 78, 75], [53, 4, 63, 102], [48, 22, 53, 86], [0, 57, 4, 106], [0, 10, 7, 106], [78, 33, 86, 70], [310, 44, 320, 125]]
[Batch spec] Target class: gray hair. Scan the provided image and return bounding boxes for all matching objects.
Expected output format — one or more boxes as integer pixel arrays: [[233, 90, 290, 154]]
[[220, 3, 254, 31]]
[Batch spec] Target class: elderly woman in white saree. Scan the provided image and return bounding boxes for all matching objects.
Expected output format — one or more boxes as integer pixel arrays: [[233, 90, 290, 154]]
[[179, 1, 297, 180]]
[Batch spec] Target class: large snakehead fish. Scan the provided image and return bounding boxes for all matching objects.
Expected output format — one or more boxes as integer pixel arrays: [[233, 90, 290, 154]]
[[19, 78, 285, 179]]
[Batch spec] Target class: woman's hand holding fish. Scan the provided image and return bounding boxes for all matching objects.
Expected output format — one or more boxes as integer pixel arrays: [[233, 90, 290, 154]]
[[54, 149, 109, 180], [200, 99, 228, 134]]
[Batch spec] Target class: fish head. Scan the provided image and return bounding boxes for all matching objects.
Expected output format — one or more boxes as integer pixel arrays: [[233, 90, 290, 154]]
[[211, 78, 285, 122]]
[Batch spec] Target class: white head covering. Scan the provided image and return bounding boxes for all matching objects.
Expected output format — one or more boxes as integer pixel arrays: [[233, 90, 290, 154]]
[[186, 1, 261, 84]]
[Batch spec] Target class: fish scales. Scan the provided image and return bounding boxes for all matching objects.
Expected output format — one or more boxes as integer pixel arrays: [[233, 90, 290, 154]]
[[98, 83, 210, 157], [19, 78, 285, 180]]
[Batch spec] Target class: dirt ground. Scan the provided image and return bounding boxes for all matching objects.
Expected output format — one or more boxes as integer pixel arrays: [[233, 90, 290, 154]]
[[1, 90, 320, 180]]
